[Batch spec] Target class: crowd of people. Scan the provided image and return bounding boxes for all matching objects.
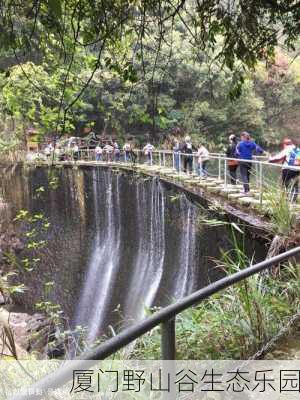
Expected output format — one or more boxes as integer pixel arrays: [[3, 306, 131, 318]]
[[172, 132, 299, 201], [43, 131, 300, 202]]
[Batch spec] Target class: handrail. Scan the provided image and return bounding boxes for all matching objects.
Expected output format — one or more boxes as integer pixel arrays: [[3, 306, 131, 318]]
[[69, 148, 300, 205], [74, 148, 300, 171], [11, 246, 300, 400]]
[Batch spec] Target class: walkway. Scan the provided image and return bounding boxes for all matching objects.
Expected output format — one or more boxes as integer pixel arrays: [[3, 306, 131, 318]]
[[53, 148, 300, 220]]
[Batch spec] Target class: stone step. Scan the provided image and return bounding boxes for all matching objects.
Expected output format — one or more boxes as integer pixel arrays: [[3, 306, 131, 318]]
[[184, 179, 202, 184], [197, 181, 218, 188], [220, 189, 242, 198], [207, 186, 223, 194], [238, 196, 262, 206], [228, 192, 250, 199], [160, 168, 175, 174]]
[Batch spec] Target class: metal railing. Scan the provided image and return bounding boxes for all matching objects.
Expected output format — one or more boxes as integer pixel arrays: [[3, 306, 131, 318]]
[[51, 148, 300, 206], [11, 246, 300, 400], [2, 147, 299, 206]]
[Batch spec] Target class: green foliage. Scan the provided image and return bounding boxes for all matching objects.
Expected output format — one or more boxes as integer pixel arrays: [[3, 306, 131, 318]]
[[131, 249, 300, 360], [0, 1, 299, 145], [263, 186, 298, 237]]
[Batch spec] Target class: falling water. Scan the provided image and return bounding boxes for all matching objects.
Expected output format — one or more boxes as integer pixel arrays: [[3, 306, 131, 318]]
[[75, 169, 101, 327], [123, 178, 166, 321], [174, 195, 197, 298], [86, 172, 121, 342], [75, 170, 198, 343], [75, 169, 121, 342]]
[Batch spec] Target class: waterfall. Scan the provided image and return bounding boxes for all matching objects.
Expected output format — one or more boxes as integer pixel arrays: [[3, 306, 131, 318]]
[[75, 169, 121, 342], [86, 172, 121, 342], [75, 169, 101, 327], [123, 178, 166, 321], [75, 170, 198, 344], [174, 195, 197, 298]]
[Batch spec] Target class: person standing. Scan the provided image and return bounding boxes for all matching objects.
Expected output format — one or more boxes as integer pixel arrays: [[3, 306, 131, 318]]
[[103, 142, 114, 161], [44, 142, 53, 158], [95, 143, 103, 161], [143, 142, 155, 165], [113, 141, 120, 161], [173, 139, 180, 171], [181, 136, 194, 174], [123, 142, 131, 162], [237, 132, 265, 193], [72, 142, 79, 161], [226, 134, 239, 184], [269, 138, 300, 202], [197, 143, 209, 178]]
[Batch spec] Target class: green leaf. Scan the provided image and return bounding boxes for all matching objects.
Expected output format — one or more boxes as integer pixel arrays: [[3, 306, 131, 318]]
[[48, 0, 62, 18]]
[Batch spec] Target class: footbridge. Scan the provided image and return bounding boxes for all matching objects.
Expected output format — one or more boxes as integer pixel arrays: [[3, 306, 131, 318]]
[[4, 148, 300, 230], [50, 149, 300, 227]]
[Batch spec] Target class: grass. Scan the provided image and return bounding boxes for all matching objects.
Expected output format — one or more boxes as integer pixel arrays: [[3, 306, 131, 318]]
[[263, 185, 298, 237], [130, 244, 300, 360]]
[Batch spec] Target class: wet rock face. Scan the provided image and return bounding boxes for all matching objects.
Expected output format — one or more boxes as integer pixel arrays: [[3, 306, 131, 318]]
[[0, 310, 60, 358], [0, 164, 268, 339]]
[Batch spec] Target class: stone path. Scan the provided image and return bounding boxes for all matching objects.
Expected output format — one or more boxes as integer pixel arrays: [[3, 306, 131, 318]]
[[50, 159, 300, 226], [118, 162, 300, 215]]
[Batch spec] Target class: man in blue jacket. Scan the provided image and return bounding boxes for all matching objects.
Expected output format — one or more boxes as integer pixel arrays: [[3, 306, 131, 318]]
[[237, 132, 265, 193]]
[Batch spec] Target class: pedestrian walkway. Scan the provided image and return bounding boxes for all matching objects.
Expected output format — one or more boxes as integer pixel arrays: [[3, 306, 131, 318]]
[[55, 153, 300, 219]]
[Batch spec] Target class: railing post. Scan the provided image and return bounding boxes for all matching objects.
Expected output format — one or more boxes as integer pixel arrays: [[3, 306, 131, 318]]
[[159, 151, 162, 167], [172, 152, 175, 170], [178, 153, 181, 174], [193, 154, 197, 175], [218, 156, 221, 180], [163, 151, 166, 167], [150, 151, 153, 166], [161, 318, 176, 360], [259, 162, 263, 207], [255, 159, 258, 186], [199, 156, 203, 178], [224, 159, 227, 188]]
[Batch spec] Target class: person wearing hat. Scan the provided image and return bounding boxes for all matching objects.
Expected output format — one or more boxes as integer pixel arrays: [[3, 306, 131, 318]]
[[269, 138, 300, 202], [226, 134, 239, 184]]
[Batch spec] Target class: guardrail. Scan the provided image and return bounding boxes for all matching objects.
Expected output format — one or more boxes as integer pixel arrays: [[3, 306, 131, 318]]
[[2, 148, 300, 204], [64, 148, 300, 205], [11, 246, 300, 400]]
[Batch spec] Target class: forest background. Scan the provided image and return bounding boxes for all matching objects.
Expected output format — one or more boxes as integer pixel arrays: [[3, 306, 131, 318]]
[[0, 1, 300, 151]]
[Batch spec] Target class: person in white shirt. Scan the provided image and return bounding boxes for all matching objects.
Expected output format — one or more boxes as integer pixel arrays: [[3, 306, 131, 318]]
[[72, 143, 79, 161], [123, 142, 131, 162], [95, 143, 103, 161], [44, 143, 53, 157], [104, 143, 114, 161], [197, 143, 209, 178], [143, 142, 155, 164]]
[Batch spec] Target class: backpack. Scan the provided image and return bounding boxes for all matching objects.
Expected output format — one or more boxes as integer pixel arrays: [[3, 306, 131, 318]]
[[287, 147, 300, 166]]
